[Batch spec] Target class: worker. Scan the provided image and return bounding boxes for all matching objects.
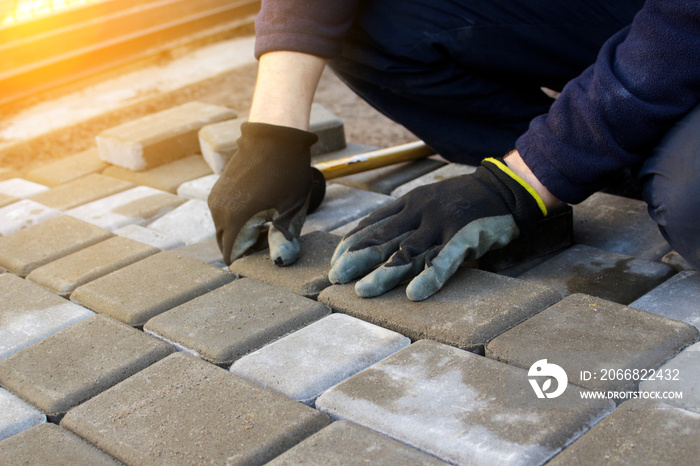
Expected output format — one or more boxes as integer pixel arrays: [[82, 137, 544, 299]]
[[208, 0, 700, 301]]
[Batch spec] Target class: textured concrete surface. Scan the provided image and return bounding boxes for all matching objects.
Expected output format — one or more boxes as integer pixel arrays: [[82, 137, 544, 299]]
[[0, 199, 60, 236], [640, 342, 700, 413], [0, 192, 19, 208], [102, 154, 213, 193], [231, 313, 410, 405], [147, 198, 216, 245], [114, 223, 184, 250], [334, 157, 446, 195], [390, 163, 478, 198], [28, 173, 134, 210], [0, 178, 48, 198], [0, 315, 173, 417], [171, 236, 224, 266], [71, 251, 234, 326], [630, 270, 700, 330], [61, 353, 330, 466], [0, 388, 46, 442], [145, 279, 329, 365], [26, 147, 109, 187], [176, 173, 218, 200]]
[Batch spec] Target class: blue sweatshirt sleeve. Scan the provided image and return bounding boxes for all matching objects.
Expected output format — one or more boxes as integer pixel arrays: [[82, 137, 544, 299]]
[[255, 0, 362, 59], [516, 0, 700, 204]]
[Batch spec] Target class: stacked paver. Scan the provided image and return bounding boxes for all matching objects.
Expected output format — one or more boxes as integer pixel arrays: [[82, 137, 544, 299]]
[[0, 101, 698, 465]]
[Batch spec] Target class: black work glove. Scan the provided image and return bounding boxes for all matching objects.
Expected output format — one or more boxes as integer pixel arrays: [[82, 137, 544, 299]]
[[328, 157, 548, 301], [208, 122, 323, 266]]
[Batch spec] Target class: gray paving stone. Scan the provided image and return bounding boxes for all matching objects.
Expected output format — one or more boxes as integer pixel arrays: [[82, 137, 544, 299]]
[[548, 400, 700, 466], [0, 388, 46, 442], [0, 178, 49, 198], [114, 224, 184, 250], [573, 192, 671, 260], [27, 236, 159, 297], [71, 250, 234, 326], [333, 157, 446, 195], [0, 215, 113, 277], [267, 420, 448, 466], [97, 101, 236, 171], [630, 270, 700, 330], [27, 174, 135, 210], [316, 340, 614, 466], [661, 250, 696, 272], [26, 147, 109, 187], [0, 423, 120, 465], [0, 315, 173, 417], [61, 353, 330, 466], [145, 278, 329, 366], [0, 192, 18, 208], [318, 267, 561, 353], [231, 314, 410, 405], [640, 341, 700, 413], [390, 163, 478, 198], [171, 236, 224, 266], [0, 199, 60, 236], [146, 199, 215, 245], [102, 154, 213, 193], [486, 293, 699, 394], [519, 244, 675, 304], [176, 173, 218, 199], [230, 231, 341, 299]]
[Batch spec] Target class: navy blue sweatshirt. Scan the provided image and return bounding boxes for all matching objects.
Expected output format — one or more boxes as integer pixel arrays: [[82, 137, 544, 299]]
[[255, 0, 700, 204]]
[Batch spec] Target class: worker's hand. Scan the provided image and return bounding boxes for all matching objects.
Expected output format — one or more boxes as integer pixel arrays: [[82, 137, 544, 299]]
[[208, 122, 323, 266], [328, 158, 548, 301]]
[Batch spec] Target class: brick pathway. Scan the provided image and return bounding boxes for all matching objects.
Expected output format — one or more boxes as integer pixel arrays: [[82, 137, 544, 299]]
[[0, 102, 698, 465]]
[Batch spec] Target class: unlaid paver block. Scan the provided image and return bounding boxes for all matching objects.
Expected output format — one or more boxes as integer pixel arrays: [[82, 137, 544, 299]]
[[114, 223, 183, 250], [548, 400, 700, 465], [0, 215, 113, 277], [71, 250, 234, 326], [316, 340, 614, 466], [66, 185, 185, 230], [177, 173, 218, 199], [28, 173, 134, 210], [318, 267, 561, 353], [0, 192, 18, 208], [230, 231, 340, 299], [519, 244, 675, 304], [301, 184, 394, 235], [0, 388, 45, 442], [640, 342, 700, 413], [486, 293, 699, 394], [390, 163, 478, 198], [630, 270, 700, 330], [61, 353, 330, 465], [267, 420, 448, 466], [0, 274, 94, 359], [333, 157, 446, 195], [0, 199, 60, 236], [0, 423, 120, 465], [661, 250, 696, 272], [97, 101, 236, 171], [231, 313, 410, 405], [102, 154, 213, 193], [573, 192, 671, 260], [171, 236, 223, 265], [146, 199, 215, 245], [26, 148, 109, 187], [27, 236, 159, 297], [0, 178, 49, 198], [0, 315, 173, 418], [145, 278, 329, 366]]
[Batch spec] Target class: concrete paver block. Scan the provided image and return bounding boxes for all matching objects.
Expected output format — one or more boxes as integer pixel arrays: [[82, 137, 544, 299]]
[[573, 192, 671, 260], [71, 250, 234, 326], [333, 157, 446, 195], [519, 244, 675, 304], [66, 185, 185, 231], [97, 101, 236, 171], [27, 236, 159, 297], [267, 420, 448, 466], [316, 340, 614, 466], [102, 154, 213, 193], [230, 231, 340, 299], [318, 267, 561, 353], [486, 293, 699, 394], [114, 224, 183, 250], [548, 400, 700, 466], [171, 236, 224, 266], [661, 250, 696, 272], [0, 315, 173, 417], [0, 192, 18, 208], [0, 167, 19, 182], [630, 271, 700, 330], [390, 163, 478, 198], [0, 423, 120, 465], [26, 148, 109, 187], [0, 388, 45, 442], [28, 174, 134, 210], [61, 353, 330, 465], [640, 341, 700, 413], [177, 173, 219, 200], [145, 278, 329, 366], [147, 199, 215, 245], [0, 199, 60, 236], [231, 313, 410, 405], [0, 215, 113, 277], [0, 178, 49, 198]]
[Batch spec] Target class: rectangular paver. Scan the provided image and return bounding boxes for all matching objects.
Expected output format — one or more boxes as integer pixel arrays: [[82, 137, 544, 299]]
[[28, 173, 134, 210], [333, 157, 446, 195], [102, 154, 213, 193], [0, 178, 49, 198], [630, 270, 700, 330], [0, 192, 18, 208], [0, 388, 46, 442], [639, 341, 700, 413], [146, 199, 216, 245], [171, 236, 224, 266], [177, 173, 219, 200], [0, 199, 60, 236], [114, 224, 184, 250], [390, 163, 478, 198], [26, 148, 109, 187]]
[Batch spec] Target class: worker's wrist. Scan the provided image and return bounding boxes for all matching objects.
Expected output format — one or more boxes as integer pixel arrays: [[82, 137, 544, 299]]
[[503, 150, 560, 209]]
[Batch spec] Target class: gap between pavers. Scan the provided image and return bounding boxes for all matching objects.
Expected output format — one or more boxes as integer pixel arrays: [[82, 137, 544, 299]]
[[630, 270, 700, 330], [102, 154, 214, 193], [0, 192, 19, 208], [27, 174, 135, 211], [640, 341, 700, 414], [0, 388, 46, 442], [146, 198, 216, 245], [0, 178, 49, 198]]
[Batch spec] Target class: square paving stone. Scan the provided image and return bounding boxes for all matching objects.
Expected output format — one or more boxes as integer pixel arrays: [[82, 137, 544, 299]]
[[640, 342, 700, 414], [28, 174, 134, 210], [230, 231, 341, 299], [71, 250, 234, 326], [630, 270, 700, 330], [171, 236, 224, 266], [0, 178, 49, 198], [0, 315, 173, 418], [0, 423, 120, 465], [145, 278, 330, 366], [333, 157, 446, 195], [0, 192, 18, 208], [573, 192, 671, 260], [26, 147, 109, 187], [486, 293, 699, 394], [27, 236, 159, 297], [0, 215, 113, 277], [60, 353, 330, 466], [318, 267, 561, 353], [316, 340, 614, 466], [519, 244, 675, 304], [267, 420, 448, 466], [146, 199, 215, 245], [102, 154, 213, 193], [548, 400, 700, 466], [231, 313, 410, 405], [114, 224, 183, 250], [0, 199, 60, 236], [0, 388, 46, 441], [176, 173, 218, 200], [390, 163, 478, 198]]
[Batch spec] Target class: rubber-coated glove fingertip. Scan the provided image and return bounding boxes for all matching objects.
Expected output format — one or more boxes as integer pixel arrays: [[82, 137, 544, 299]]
[[269, 227, 300, 267]]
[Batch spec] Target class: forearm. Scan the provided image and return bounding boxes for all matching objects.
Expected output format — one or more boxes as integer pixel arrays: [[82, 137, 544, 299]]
[[504, 150, 560, 209]]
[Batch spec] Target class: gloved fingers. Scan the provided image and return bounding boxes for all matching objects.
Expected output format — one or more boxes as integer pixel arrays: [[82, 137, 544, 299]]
[[224, 208, 275, 265], [354, 247, 431, 298], [268, 194, 311, 266]]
